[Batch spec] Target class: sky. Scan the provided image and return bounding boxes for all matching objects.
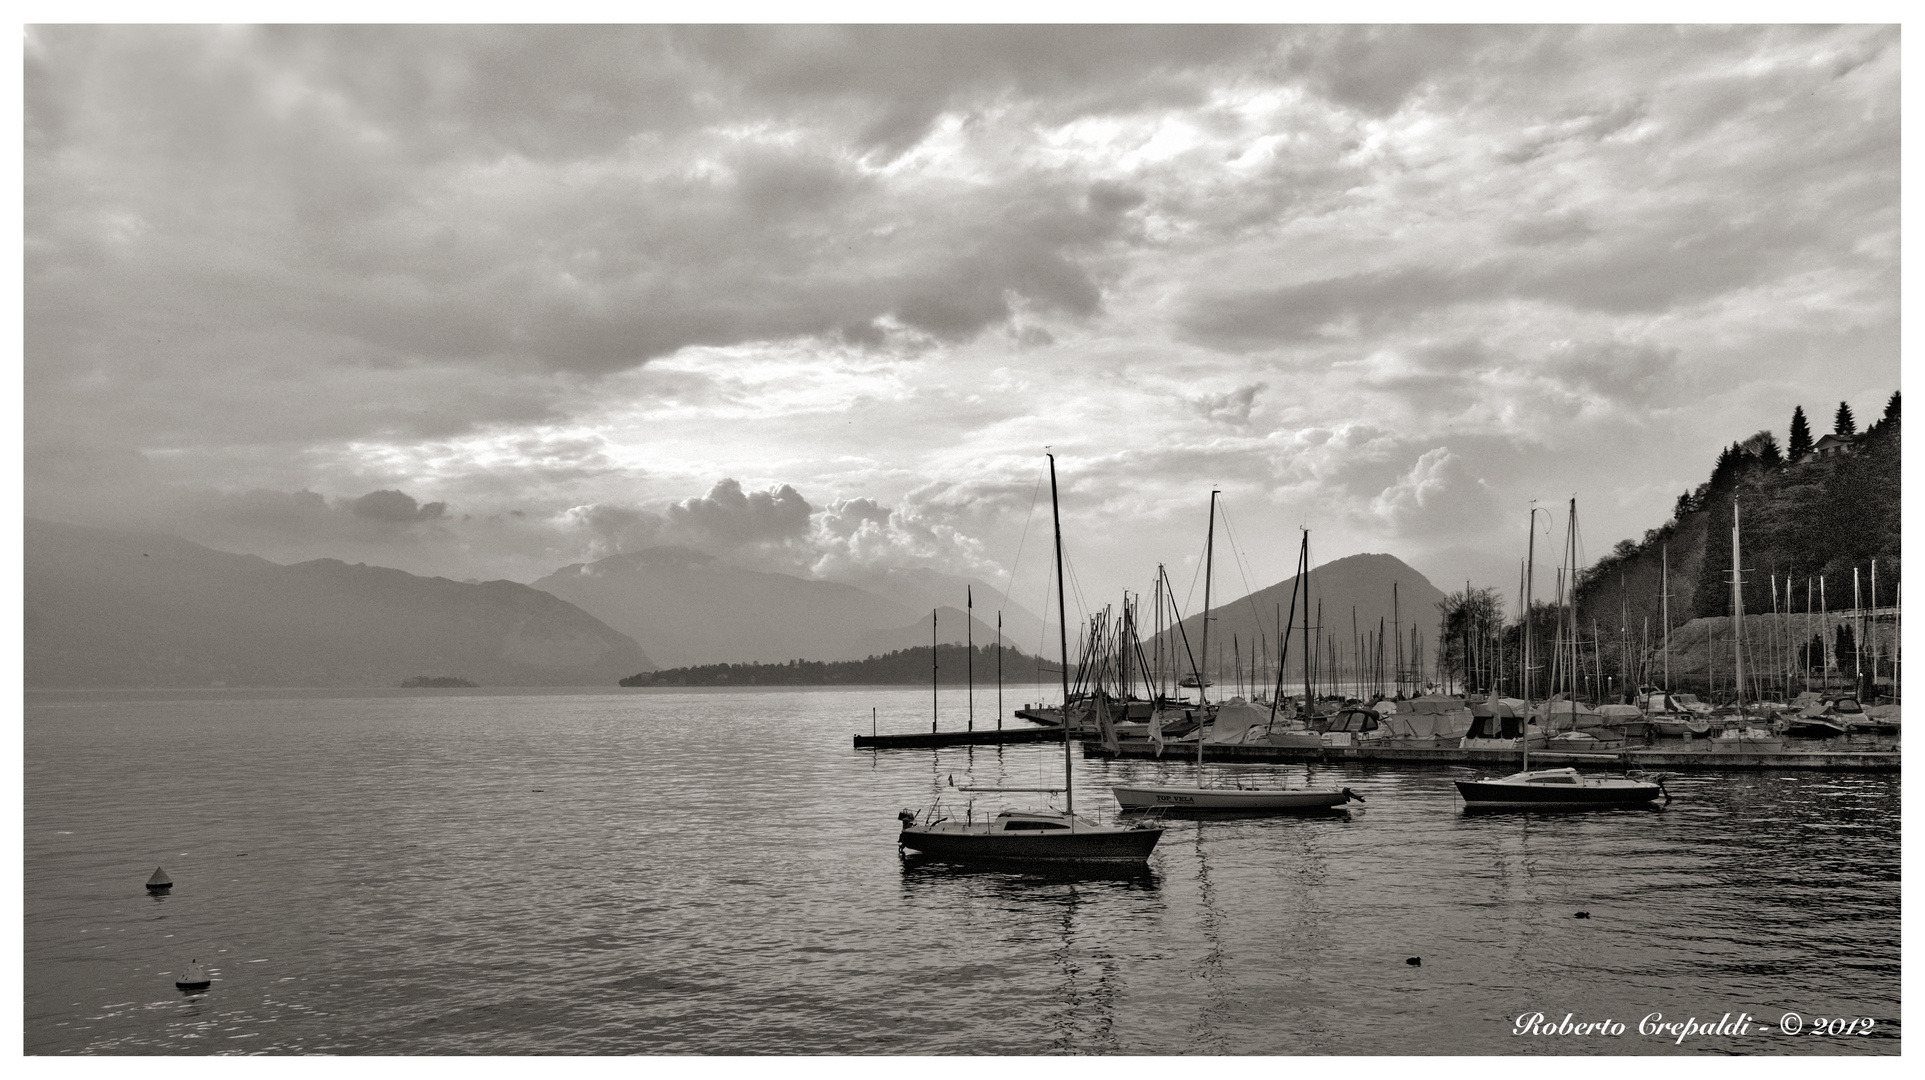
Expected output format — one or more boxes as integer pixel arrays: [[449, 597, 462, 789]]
[[21, 24, 1902, 619]]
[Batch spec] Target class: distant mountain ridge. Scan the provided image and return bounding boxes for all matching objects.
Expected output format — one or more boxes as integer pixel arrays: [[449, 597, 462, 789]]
[[24, 517, 651, 687], [530, 546, 1047, 667], [1156, 552, 1448, 684]]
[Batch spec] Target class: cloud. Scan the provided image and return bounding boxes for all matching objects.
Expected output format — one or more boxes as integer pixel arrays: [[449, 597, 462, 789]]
[[1189, 383, 1264, 425], [19, 26, 1900, 607], [1368, 447, 1501, 540], [350, 489, 448, 524]]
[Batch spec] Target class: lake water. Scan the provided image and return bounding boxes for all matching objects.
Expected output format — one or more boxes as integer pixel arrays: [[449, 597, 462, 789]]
[[23, 687, 1900, 1055]]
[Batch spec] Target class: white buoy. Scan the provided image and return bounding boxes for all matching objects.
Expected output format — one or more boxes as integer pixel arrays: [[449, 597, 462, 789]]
[[175, 960, 211, 991], [146, 868, 172, 893]]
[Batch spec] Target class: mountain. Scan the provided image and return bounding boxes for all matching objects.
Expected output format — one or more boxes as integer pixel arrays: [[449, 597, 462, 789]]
[[853, 606, 1010, 659], [826, 565, 1048, 652], [531, 547, 1051, 668], [24, 517, 653, 687], [531, 547, 914, 668], [1155, 552, 1448, 682]]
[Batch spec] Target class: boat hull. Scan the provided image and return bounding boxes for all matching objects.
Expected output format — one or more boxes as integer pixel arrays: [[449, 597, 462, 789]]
[[898, 824, 1163, 863], [1455, 778, 1664, 807], [1111, 784, 1355, 810]]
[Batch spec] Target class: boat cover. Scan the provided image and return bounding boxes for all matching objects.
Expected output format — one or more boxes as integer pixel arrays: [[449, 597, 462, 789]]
[[1383, 695, 1472, 738]]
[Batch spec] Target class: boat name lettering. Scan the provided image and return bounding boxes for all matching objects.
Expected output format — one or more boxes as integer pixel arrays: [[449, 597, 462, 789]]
[[1637, 1012, 1756, 1044], [1511, 1012, 1625, 1037]]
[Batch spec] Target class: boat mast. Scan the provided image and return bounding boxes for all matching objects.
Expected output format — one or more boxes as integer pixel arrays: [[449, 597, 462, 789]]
[[931, 608, 938, 733], [996, 610, 1003, 732], [1566, 498, 1579, 704], [1048, 452, 1074, 823], [1300, 532, 1313, 715], [1662, 546, 1671, 693], [1732, 498, 1745, 717], [1524, 506, 1542, 772], [967, 587, 974, 732], [1392, 582, 1402, 697], [1199, 489, 1218, 774], [1201, 490, 1217, 709]]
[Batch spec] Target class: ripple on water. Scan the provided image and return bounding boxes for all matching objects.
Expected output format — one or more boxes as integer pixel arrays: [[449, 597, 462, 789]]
[[25, 687, 1899, 1055]]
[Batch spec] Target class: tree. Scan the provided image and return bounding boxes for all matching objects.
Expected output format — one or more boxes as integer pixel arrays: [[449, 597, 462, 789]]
[[1436, 586, 1504, 693], [1787, 405, 1814, 460], [1742, 429, 1783, 468], [1834, 400, 1857, 438], [1882, 390, 1899, 425]]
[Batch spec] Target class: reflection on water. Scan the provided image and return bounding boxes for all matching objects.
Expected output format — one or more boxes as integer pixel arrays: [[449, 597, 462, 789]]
[[25, 687, 1899, 1055]]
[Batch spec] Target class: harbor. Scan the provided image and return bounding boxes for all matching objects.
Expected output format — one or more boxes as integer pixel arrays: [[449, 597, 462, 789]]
[[1084, 735, 1899, 772]]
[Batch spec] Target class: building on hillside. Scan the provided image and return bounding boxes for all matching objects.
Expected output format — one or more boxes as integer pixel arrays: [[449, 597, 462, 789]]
[[1812, 432, 1859, 458]]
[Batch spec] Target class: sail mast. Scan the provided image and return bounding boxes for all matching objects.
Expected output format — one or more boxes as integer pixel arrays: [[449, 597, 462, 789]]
[[1524, 506, 1540, 771], [1201, 490, 1217, 708], [1732, 499, 1745, 716], [1048, 452, 1074, 822], [1199, 490, 1218, 773]]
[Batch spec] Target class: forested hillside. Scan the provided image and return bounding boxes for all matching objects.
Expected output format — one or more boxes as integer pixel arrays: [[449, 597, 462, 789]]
[[1578, 392, 1898, 631], [1433, 392, 1897, 700]]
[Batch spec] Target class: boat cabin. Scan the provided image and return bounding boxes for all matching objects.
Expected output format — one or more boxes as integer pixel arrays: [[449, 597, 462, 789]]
[[991, 810, 1080, 831]]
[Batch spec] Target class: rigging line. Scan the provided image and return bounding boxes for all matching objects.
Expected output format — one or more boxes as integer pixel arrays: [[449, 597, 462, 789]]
[[997, 462, 1048, 619], [1212, 499, 1271, 633]]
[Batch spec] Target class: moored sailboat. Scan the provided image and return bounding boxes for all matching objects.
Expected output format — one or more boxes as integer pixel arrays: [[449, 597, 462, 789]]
[[1112, 508, 1358, 813], [897, 454, 1163, 863], [1456, 499, 1668, 809]]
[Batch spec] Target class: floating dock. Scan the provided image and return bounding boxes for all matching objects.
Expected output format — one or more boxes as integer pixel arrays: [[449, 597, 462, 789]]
[[855, 726, 1068, 749], [1085, 739, 1899, 772]]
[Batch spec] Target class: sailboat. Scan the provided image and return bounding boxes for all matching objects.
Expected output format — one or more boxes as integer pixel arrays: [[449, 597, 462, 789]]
[[896, 454, 1163, 863], [1111, 499, 1361, 812], [1456, 500, 1668, 809]]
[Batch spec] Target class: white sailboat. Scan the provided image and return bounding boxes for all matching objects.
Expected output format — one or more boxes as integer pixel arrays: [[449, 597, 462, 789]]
[[1457, 500, 1668, 809], [1112, 499, 1360, 812], [897, 454, 1163, 863]]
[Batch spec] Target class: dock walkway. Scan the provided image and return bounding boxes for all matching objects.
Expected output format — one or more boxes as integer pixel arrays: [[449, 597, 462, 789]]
[[1086, 739, 1898, 772], [855, 726, 1066, 749]]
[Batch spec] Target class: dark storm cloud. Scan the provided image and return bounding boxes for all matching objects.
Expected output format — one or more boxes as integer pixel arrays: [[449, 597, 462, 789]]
[[350, 489, 448, 524], [1177, 215, 1855, 348]]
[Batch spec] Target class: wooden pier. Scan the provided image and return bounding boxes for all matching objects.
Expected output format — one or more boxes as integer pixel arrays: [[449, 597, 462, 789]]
[[1085, 739, 1899, 772], [854, 726, 1067, 749]]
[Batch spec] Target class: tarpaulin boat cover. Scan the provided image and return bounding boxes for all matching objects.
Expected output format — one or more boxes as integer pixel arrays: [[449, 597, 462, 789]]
[[1382, 695, 1473, 738], [1203, 699, 1273, 743]]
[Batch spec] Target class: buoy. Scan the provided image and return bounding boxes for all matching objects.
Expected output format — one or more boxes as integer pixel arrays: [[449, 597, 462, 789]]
[[1406, 957, 1422, 966], [1575, 911, 1591, 919], [175, 960, 211, 991], [146, 868, 172, 894]]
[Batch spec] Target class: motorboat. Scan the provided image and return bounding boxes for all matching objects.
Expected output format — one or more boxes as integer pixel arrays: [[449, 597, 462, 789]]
[[897, 807, 1163, 863], [1455, 767, 1668, 807]]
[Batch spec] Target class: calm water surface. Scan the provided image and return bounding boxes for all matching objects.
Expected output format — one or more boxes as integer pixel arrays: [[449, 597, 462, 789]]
[[23, 687, 1900, 1055]]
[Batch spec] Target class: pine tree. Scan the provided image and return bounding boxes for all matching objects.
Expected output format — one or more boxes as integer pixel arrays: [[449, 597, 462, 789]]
[[1834, 400, 1857, 438], [1788, 405, 1814, 460], [1883, 390, 1899, 425]]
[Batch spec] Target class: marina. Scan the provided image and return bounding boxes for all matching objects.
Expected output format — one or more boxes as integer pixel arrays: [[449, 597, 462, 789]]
[[1085, 736, 1899, 772]]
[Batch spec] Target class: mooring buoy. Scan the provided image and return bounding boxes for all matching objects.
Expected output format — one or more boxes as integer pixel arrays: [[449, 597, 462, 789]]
[[146, 868, 173, 894], [175, 959, 211, 991]]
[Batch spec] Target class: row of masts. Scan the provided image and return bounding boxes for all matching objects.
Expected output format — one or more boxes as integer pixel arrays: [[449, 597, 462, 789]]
[[930, 493, 1895, 728]]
